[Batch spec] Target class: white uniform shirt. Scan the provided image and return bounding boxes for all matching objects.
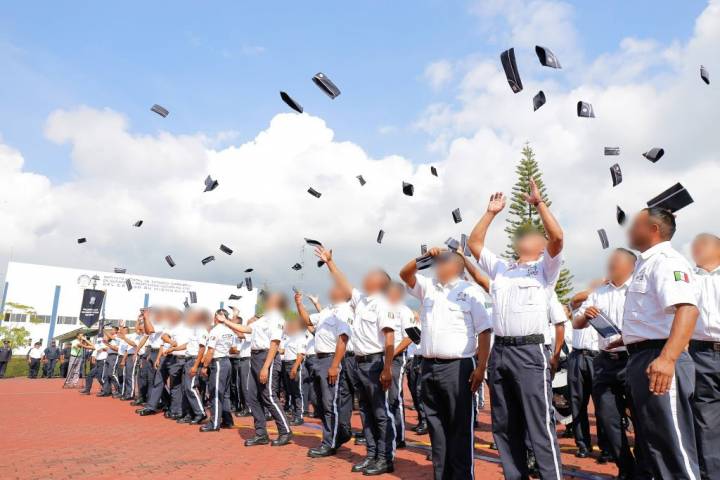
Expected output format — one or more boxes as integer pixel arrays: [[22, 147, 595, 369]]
[[229, 288, 258, 358], [107, 337, 120, 355], [117, 339, 128, 356], [478, 247, 563, 337], [622, 241, 697, 345], [305, 330, 316, 356], [250, 311, 284, 351], [28, 347, 43, 359], [281, 332, 307, 361], [349, 288, 394, 356], [94, 339, 108, 361], [169, 324, 194, 357], [692, 266, 720, 341], [127, 333, 145, 355], [389, 303, 414, 349], [148, 321, 165, 349], [310, 303, 353, 354], [408, 274, 491, 359], [185, 326, 208, 357], [206, 323, 236, 358], [575, 280, 630, 352]]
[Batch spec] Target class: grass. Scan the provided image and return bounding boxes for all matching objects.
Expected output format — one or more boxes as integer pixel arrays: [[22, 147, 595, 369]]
[[1, 357, 73, 378]]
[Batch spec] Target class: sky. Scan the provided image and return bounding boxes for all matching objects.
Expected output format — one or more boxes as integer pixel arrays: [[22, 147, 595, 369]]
[[0, 0, 718, 303]]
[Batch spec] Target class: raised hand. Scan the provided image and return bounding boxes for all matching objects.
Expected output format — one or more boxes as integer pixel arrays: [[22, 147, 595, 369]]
[[525, 178, 543, 206], [314, 246, 332, 263], [487, 192, 506, 214]]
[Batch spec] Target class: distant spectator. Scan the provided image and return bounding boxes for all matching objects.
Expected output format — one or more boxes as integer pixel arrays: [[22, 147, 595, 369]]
[[43, 341, 62, 378], [59, 342, 71, 378], [0, 340, 12, 378], [27, 342, 43, 378]]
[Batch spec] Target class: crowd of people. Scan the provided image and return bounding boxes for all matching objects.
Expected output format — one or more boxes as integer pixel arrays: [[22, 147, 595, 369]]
[[53, 180, 717, 480]]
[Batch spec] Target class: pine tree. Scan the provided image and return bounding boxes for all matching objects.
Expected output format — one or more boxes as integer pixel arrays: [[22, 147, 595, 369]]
[[504, 144, 574, 304]]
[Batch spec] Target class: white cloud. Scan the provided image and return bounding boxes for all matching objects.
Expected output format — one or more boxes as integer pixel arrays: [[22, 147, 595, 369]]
[[423, 60, 455, 90]]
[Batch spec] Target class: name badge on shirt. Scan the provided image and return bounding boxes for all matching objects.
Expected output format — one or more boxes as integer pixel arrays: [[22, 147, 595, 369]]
[[456, 292, 468, 302]]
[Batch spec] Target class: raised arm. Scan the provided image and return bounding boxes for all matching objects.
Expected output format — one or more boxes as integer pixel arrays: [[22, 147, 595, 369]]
[[463, 255, 491, 293], [219, 317, 253, 335], [468, 192, 505, 260], [294, 293, 312, 328], [142, 310, 155, 335], [314, 247, 353, 298], [308, 295, 322, 313], [525, 178, 563, 257], [400, 247, 442, 289]]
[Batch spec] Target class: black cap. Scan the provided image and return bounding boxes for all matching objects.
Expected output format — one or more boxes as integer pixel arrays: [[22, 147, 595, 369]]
[[292, 263, 302, 271], [604, 147, 620, 156], [201, 255, 215, 265], [461, 233, 472, 257], [189, 291, 197, 304], [77, 238, 87, 244], [420, 244, 428, 254], [452, 208, 462, 224], [430, 166, 438, 177], [229, 294, 242, 300], [445, 237, 460, 251], [356, 175, 366, 186], [183, 299, 190, 309], [312, 72, 341, 99], [236, 280, 245, 289], [304, 238, 323, 247], [245, 277, 253, 291], [280, 91, 303, 113], [647, 182, 694, 213], [376, 229, 385, 244], [616, 205, 626, 226], [701, 65, 710, 85], [642, 148, 664, 163], [405, 326, 422, 344], [533, 91, 546, 111], [610, 163, 623, 187], [165, 255, 176, 267], [125, 279, 133, 291], [133, 220, 143, 227], [307, 187, 322, 198], [402, 182, 414, 196], [114, 268, 126, 274], [204, 175, 219, 192], [219, 244, 233, 255], [577, 101, 595, 118], [597, 229, 609, 249], [416, 254, 435, 271], [151, 104, 169, 117], [535, 46, 562, 69], [500, 48, 523, 93], [244, 268, 254, 273]]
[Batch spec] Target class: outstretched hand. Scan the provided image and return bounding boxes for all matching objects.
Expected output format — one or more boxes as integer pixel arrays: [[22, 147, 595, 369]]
[[487, 192, 506, 214], [314, 246, 333, 263], [525, 178, 543, 206]]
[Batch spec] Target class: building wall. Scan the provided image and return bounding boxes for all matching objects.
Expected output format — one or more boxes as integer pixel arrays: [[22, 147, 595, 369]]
[[0, 261, 241, 354]]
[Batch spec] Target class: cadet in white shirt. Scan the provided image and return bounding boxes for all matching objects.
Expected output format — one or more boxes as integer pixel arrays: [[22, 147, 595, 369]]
[[386, 282, 415, 449], [315, 246, 396, 476], [119, 322, 146, 402], [100, 327, 121, 397], [295, 285, 353, 458], [401, 247, 491, 480], [137, 308, 174, 415], [223, 293, 292, 446], [280, 321, 307, 425], [229, 303, 255, 418], [178, 307, 210, 425], [81, 336, 107, 394], [573, 248, 651, 479], [689, 233, 720, 478], [402, 311, 428, 435], [199, 309, 236, 432], [163, 311, 193, 419], [468, 183, 565, 480], [115, 327, 131, 399], [622, 208, 700, 479]]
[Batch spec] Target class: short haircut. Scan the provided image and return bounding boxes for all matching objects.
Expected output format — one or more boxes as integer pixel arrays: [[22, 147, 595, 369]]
[[644, 207, 676, 240], [614, 247, 637, 262], [370, 269, 392, 291], [695, 232, 720, 243]]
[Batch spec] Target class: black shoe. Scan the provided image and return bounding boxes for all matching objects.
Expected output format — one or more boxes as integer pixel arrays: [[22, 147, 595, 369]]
[[220, 422, 234, 429], [169, 413, 184, 420], [244, 434, 270, 446], [426, 453, 432, 461], [190, 414, 207, 425], [396, 440, 407, 449], [355, 436, 367, 446], [265, 412, 273, 421], [176, 415, 193, 424], [351, 457, 374, 473], [112, 393, 122, 398], [199, 423, 219, 432], [130, 399, 144, 406], [163, 410, 172, 418], [271, 433, 293, 446], [79, 390, 90, 395], [363, 459, 394, 476], [234, 408, 250, 417], [415, 422, 428, 435], [308, 445, 336, 458], [334, 432, 352, 448], [562, 426, 575, 438], [575, 447, 590, 459], [120, 397, 133, 401], [597, 450, 612, 464], [137, 408, 159, 416], [97, 393, 111, 397], [290, 417, 304, 426]]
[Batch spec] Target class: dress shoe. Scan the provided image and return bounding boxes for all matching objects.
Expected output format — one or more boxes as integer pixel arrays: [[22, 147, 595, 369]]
[[138, 408, 159, 416], [169, 413, 184, 420], [199, 423, 219, 432], [415, 422, 428, 435], [112, 393, 122, 399], [189, 414, 207, 425], [355, 436, 367, 446], [363, 458, 394, 476], [265, 412, 273, 421], [120, 397, 133, 401], [234, 408, 250, 417], [130, 399, 144, 406], [176, 415, 193, 424], [597, 450, 612, 464], [290, 417, 304, 426], [575, 447, 590, 459], [97, 393, 111, 397], [351, 457, 374, 473], [163, 410, 172, 419], [244, 435, 270, 446], [308, 445, 336, 458], [271, 433, 293, 446], [79, 390, 90, 395]]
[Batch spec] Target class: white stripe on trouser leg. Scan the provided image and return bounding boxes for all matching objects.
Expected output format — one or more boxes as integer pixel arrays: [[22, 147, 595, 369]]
[[298, 362, 304, 414], [539, 345, 561, 480], [331, 363, 342, 447], [190, 375, 203, 415], [214, 360, 220, 428], [112, 356, 119, 386], [385, 390, 397, 458], [669, 374, 697, 480], [130, 356, 138, 397], [268, 361, 290, 433], [398, 356, 406, 441], [471, 357, 476, 480]]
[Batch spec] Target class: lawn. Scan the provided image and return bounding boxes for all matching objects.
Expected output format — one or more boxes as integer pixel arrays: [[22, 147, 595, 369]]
[[1, 356, 72, 378]]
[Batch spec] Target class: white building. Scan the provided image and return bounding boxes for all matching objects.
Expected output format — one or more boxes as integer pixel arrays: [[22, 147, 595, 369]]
[[1, 261, 242, 353]]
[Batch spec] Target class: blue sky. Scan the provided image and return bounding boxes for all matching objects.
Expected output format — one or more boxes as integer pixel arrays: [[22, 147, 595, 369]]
[[0, 0, 709, 182]]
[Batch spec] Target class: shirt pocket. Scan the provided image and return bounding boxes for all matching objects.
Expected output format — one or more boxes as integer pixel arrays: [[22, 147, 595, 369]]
[[511, 279, 544, 313], [447, 301, 471, 327]]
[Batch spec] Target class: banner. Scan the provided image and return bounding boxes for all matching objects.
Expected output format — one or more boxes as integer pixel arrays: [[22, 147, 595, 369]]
[[78, 289, 105, 328]]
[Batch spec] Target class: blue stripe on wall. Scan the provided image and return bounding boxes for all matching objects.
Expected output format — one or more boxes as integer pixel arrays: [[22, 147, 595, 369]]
[[0, 281, 8, 314], [47, 285, 61, 342], [143, 293, 150, 308]]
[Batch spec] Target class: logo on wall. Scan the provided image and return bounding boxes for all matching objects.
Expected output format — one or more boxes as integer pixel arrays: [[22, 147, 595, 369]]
[[79, 289, 106, 328]]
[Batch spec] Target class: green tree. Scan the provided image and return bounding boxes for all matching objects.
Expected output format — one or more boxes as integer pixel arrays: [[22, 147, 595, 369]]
[[504, 144, 574, 304], [0, 325, 31, 348]]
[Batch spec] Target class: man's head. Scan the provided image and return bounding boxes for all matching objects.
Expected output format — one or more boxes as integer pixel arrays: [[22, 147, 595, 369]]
[[186, 308, 210, 327], [692, 233, 720, 269], [264, 292, 288, 312], [607, 248, 637, 284], [513, 229, 547, 260], [50, 341, 56, 347], [3, 340, 9, 346], [628, 207, 676, 252], [328, 282, 351, 304], [386, 282, 406, 305], [214, 309, 229, 325], [435, 250, 465, 284], [285, 319, 299, 334], [362, 269, 392, 295], [166, 308, 182, 326], [34, 342, 41, 348]]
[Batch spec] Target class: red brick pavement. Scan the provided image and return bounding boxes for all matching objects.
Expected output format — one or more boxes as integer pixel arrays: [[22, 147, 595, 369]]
[[0, 378, 617, 479]]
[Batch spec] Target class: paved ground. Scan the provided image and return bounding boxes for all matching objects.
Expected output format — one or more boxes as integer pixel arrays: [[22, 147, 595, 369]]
[[0, 378, 618, 479]]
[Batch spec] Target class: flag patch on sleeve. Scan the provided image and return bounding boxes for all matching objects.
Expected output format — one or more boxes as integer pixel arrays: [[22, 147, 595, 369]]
[[674, 271, 689, 282]]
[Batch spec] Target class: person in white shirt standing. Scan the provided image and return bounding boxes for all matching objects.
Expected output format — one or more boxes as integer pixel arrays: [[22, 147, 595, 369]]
[[314, 246, 396, 476], [468, 181, 565, 480], [179, 306, 210, 425], [622, 207, 700, 479], [199, 309, 236, 432], [689, 233, 720, 479], [26, 342, 43, 378], [100, 327, 121, 397], [119, 322, 146, 402], [137, 308, 172, 415], [162, 310, 193, 419], [400, 247, 492, 480], [280, 320, 307, 426]]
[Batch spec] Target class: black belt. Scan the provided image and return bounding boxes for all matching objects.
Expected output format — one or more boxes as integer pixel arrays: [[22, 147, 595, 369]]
[[600, 350, 629, 361], [185, 355, 197, 360], [251, 349, 268, 354], [689, 340, 720, 352], [356, 352, 383, 363], [495, 334, 545, 346], [316, 352, 334, 359], [282, 360, 297, 364], [422, 357, 464, 364], [575, 348, 600, 357], [344, 352, 355, 357], [627, 339, 666, 354], [306, 354, 316, 359]]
